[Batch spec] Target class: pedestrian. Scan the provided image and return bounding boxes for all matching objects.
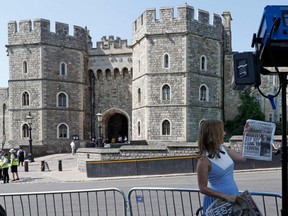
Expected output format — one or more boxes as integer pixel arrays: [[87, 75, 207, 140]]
[[196, 119, 246, 215], [9, 149, 19, 181], [0, 149, 3, 180], [117, 135, 123, 143], [17, 146, 26, 166], [1, 153, 9, 184], [70, 140, 76, 155], [124, 136, 128, 143]]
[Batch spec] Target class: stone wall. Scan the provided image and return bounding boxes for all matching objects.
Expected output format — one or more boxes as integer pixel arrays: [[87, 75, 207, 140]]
[[76, 143, 198, 172]]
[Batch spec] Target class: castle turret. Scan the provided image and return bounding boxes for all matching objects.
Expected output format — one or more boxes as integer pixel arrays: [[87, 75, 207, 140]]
[[132, 5, 225, 143], [7, 19, 90, 151]]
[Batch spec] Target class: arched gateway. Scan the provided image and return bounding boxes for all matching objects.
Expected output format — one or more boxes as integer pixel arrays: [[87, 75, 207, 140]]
[[102, 110, 129, 143]]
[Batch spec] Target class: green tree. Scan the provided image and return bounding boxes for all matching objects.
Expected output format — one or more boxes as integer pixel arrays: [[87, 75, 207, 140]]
[[225, 90, 265, 139]]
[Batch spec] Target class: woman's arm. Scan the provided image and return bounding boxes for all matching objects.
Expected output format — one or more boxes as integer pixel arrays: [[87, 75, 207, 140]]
[[196, 156, 238, 202], [224, 146, 246, 162]]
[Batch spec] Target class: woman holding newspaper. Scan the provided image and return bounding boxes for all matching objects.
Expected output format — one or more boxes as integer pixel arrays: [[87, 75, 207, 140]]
[[196, 119, 246, 215]]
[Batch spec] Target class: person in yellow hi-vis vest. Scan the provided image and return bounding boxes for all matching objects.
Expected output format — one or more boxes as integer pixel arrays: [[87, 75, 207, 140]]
[[1, 153, 9, 184], [9, 149, 19, 181]]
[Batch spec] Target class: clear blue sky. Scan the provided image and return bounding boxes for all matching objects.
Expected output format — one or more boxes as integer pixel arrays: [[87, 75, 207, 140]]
[[0, 0, 287, 87]]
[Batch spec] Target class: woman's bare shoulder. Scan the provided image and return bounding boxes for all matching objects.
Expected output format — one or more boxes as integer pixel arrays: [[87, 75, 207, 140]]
[[197, 155, 209, 163]]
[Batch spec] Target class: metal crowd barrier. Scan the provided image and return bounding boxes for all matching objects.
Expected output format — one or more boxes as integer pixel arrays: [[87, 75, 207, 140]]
[[0, 188, 127, 216], [127, 187, 282, 216], [128, 187, 203, 216], [0, 187, 282, 216]]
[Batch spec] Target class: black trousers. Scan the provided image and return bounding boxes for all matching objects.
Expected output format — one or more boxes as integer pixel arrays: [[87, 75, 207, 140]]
[[2, 168, 9, 183]]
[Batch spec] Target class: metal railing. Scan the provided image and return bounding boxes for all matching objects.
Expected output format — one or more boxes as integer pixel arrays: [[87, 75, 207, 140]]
[[0, 188, 127, 216], [0, 187, 282, 216], [128, 187, 203, 216], [247, 191, 282, 216], [127, 187, 282, 216]]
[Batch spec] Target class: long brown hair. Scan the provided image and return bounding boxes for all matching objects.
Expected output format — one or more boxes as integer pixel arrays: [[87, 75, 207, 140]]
[[198, 119, 224, 158]]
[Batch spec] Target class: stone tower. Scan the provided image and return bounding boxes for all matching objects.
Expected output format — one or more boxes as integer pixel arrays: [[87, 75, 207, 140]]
[[132, 5, 225, 143], [7, 19, 89, 152]]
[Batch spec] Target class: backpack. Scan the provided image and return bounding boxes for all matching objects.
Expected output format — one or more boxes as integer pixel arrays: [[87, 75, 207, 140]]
[[18, 150, 24, 160]]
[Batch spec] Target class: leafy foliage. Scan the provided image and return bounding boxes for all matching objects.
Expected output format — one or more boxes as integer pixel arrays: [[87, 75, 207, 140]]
[[225, 90, 265, 139]]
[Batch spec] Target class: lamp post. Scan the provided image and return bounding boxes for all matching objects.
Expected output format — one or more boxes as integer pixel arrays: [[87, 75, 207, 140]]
[[96, 112, 103, 147], [26, 112, 34, 162]]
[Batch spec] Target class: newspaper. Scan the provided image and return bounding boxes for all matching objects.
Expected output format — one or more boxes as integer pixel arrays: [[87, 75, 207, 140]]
[[206, 190, 262, 216], [242, 119, 276, 161]]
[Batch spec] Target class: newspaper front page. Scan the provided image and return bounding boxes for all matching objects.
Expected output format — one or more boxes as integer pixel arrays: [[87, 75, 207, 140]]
[[242, 119, 276, 161], [205, 190, 262, 216]]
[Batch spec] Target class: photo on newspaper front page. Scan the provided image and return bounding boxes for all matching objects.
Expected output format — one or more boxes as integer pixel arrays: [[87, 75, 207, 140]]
[[242, 119, 276, 161]]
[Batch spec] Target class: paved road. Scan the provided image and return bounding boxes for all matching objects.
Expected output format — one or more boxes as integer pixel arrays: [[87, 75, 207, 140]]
[[0, 153, 282, 215], [0, 152, 281, 195]]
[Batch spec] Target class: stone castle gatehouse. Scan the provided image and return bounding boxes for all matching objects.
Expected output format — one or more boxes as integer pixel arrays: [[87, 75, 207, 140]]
[[0, 4, 240, 154]]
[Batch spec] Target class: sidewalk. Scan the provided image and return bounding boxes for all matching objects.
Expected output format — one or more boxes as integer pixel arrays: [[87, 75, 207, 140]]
[[15, 153, 89, 183], [13, 153, 279, 184], [16, 153, 195, 184]]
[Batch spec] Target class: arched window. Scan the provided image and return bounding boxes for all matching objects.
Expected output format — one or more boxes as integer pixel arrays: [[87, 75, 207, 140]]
[[22, 124, 29, 138], [137, 121, 141, 136], [23, 61, 28, 73], [22, 91, 29, 106], [96, 69, 102, 80], [57, 92, 68, 107], [122, 67, 129, 78], [200, 55, 207, 71], [138, 88, 141, 103], [60, 62, 67, 75], [163, 54, 170, 68], [58, 123, 69, 138], [114, 68, 120, 79], [162, 120, 170, 135], [199, 85, 209, 101], [162, 84, 170, 100]]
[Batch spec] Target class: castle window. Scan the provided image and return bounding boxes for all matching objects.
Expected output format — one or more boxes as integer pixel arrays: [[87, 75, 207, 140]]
[[163, 54, 170, 68], [138, 88, 141, 103], [105, 69, 112, 80], [162, 120, 170, 135], [114, 68, 120, 79], [162, 84, 170, 100], [22, 124, 29, 138], [134, 21, 137, 31], [57, 92, 68, 107], [122, 67, 128, 78], [96, 69, 102, 80], [60, 62, 67, 75], [22, 91, 30, 106], [138, 60, 141, 73], [137, 121, 141, 136], [57, 123, 69, 138], [269, 113, 273, 122], [199, 85, 209, 101], [200, 55, 207, 71], [23, 61, 28, 73]]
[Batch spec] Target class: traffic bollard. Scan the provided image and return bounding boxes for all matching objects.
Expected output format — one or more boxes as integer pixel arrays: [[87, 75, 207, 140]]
[[24, 160, 29, 172], [41, 161, 45, 171], [58, 160, 62, 171]]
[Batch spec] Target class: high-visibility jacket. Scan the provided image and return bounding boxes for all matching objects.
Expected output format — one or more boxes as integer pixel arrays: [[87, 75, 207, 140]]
[[10, 154, 18, 166], [1, 157, 9, 168]]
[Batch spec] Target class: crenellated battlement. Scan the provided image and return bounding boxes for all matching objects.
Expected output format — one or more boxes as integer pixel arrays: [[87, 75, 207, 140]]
[[96, 36, 129, 49], [132, 4, 223, 43], [8, 19, 88, 50], [88, 35, 132, 55]]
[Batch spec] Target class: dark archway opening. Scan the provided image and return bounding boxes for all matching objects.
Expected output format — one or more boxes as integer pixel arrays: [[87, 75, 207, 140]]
[[107, 113, 128, 143]]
